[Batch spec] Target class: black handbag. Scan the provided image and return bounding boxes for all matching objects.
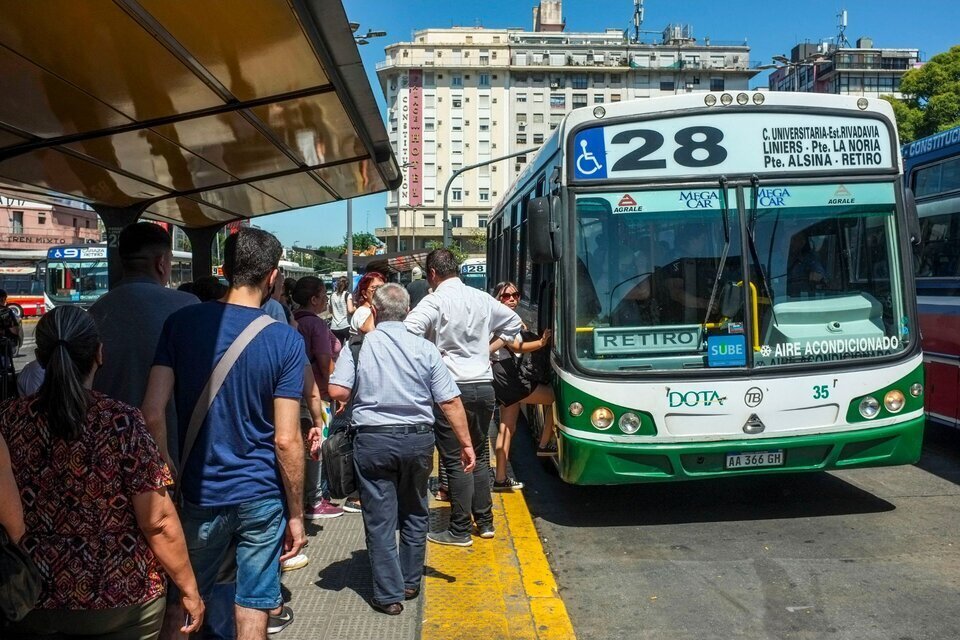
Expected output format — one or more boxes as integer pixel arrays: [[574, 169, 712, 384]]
[[321, 428, 356, 500], [519, 330, 553, 386], [0, 524, 41, 622]]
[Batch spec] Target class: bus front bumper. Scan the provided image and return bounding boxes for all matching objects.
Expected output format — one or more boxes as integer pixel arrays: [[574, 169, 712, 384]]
[[556, 417, 925, 485]]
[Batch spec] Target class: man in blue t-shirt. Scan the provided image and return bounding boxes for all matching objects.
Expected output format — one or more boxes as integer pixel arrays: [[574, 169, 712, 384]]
[[143, 227, 307, 639]]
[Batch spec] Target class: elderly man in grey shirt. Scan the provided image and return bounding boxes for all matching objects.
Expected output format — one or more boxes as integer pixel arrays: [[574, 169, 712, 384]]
[[405, 249, 522, 547], [330, 283, 475, 615], [89, 222, 198, 468]]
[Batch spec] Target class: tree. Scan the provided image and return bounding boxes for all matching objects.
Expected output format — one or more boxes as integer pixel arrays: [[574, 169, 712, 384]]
[[343, 232, 383, 253], [884, 45, 960, 142], [425, 240, 467, 264], [466, 229, 487, 255]]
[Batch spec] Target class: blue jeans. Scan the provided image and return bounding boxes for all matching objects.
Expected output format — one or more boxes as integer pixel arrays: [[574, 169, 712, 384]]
[[353, 430, 435, 605], [180, 496, 286, 610]]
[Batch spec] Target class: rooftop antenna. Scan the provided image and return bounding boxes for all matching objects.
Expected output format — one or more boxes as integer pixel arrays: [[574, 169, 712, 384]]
[[836, 9, 851, 48], [632, 0, 644, 44]]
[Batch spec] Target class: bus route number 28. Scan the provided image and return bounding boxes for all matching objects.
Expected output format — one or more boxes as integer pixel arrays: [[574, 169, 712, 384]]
[[612, 126, 728, 171]]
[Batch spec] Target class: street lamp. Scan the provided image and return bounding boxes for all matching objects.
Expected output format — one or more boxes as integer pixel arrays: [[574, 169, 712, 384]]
[[770, 54, 826, 92]]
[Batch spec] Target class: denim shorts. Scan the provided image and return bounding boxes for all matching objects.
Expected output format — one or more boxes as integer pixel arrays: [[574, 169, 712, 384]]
[[179, 496, 286, 610]]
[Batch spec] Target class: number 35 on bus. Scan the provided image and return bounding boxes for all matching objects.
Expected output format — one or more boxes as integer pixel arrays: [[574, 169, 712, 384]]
[[487, 92, 923, 485]]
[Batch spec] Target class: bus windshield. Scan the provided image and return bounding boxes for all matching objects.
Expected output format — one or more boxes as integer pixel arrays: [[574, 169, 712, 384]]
[[573, 182, 909, 372], [46, 259, 109, 305]]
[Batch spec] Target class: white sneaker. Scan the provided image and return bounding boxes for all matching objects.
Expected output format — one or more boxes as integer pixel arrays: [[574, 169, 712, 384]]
[[281, 552, 309, 572]]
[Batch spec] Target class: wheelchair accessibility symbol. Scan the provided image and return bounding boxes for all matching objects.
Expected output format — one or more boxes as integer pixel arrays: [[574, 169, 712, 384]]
[[573, 128, 607, 180]]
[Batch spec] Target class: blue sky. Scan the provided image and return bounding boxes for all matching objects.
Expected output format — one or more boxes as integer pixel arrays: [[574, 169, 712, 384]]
[[259, 0, 957, 248]]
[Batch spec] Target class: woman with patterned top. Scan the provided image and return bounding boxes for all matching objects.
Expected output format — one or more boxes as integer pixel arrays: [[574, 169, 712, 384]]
[[0, 306, 204, 639]]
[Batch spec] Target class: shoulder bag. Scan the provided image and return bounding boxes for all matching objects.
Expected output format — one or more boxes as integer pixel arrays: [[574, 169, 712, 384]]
[[322, 337, 362, 499], [0, 522, 40, 623]]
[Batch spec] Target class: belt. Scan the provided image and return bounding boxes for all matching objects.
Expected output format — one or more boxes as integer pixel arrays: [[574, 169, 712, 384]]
[[357, 424, 433, 435]]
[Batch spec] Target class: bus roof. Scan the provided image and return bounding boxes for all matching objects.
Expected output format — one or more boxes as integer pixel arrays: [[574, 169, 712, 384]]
[[901, 125, 960, 168], [0, 2, 400, 229]]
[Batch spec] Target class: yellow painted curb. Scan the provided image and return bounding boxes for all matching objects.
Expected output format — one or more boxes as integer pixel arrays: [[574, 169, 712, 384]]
[[422, 474, 576, 640]]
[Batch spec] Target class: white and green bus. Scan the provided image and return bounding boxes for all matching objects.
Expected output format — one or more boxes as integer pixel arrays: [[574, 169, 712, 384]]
[[487, 92, 924, 484]]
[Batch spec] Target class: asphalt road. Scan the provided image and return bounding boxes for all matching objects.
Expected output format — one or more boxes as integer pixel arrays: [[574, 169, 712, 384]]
[[12, 318, 36, 373], [509, 418, 960, 640]]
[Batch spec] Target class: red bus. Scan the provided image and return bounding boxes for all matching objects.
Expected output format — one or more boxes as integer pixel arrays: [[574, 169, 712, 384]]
[[902, 126, 960, 428], [0, 265, 45, 318]]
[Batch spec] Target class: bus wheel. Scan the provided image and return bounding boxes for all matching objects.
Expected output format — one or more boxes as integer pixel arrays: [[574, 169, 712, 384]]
[[8, 305, 22, 319]]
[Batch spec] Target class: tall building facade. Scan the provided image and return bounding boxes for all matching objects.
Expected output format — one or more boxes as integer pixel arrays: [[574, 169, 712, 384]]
[[0, 196, 99, 260], [768, 39, 919, 98], [376, 3, 760, 254]]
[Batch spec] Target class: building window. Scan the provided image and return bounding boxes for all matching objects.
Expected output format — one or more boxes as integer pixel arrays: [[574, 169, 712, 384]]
[[532, 73, 544, 83], [479, 118, 490, 132], [594, 93, 604, 104], [452, 74, 463, 87], [480, 55, 489, 65], [479, 94, 490, 108], [533, 113, 544, 123], [425, 120, 435, 131], [516, 113, 527, 123], [479, 74, 490, 87], [478, 215, 488, 228], [452, 189, 462, 202], [550, 93, 566, 109], [479, 189, 490, 202], [38, 213, 46, 225], [660, 79, 675, 92], [572, 73, 588, 89], [517, 93, 527, 102], [572, 93, 587, 108], [592, 73, 605, 84], [423, 214, 436, 227], [610, 73, 622, 83], [452, 98, 462, 108], [710, 77, 724, 91], [516, 134, 528, 144], [610, 93, 621, 102], [452, 215, 463, 228], [390, 214, 399, 228], [533, 133, 544, 144], [452, 117, 463, 131], [12, 211, 23, 234]]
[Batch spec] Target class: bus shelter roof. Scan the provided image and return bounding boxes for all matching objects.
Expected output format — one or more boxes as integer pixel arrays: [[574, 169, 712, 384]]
[[0, 0, 400, 229]]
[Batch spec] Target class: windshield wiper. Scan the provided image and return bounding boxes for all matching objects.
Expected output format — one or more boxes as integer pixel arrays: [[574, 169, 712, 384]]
[[747, 175, 778, 328], [701, 177, 730, 328]]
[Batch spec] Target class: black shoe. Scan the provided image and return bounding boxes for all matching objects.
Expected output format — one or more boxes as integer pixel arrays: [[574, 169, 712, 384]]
[[427, 530, 473, 547], [372, 601, 404, 615], [404, 587, 420, 600], [492, 477, 524, 491], [477, 523, 495, 539]]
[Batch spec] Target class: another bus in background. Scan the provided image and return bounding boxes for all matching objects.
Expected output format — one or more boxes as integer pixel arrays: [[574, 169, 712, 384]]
[[461, 257, 487, 291], [0, 266, 45, 317], [45, 244, 192, 310], [902, 125, 960, 428]]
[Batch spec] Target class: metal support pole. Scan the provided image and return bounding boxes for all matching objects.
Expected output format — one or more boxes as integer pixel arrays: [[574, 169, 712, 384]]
[[346, 199, 354, 285], [182, 224, 226, 283], [442, 147, 541, 248], [91, 203, 149, 290]]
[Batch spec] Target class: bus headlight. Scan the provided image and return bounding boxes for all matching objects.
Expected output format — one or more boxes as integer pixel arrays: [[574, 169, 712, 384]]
[[591, 407, 614, 430], [619, 412, 641, 434], [720, 93, 733, 106], [736, 92, 749, 105], [910, 383, 923, 398], [884, 390, 905, 413], [752, 92, 765, 105], [569, 402, 584, 417], [859, 396, 880, 419], [857, 98, 869, 110], [704, 94, 717, 107]]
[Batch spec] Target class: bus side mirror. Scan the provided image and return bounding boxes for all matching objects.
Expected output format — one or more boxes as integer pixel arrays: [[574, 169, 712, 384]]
[[527, 195, 562, 264], [903, 187, 922, 253]]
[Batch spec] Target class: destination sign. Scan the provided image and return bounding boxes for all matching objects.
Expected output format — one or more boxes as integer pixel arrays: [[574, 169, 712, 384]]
[[594, 324, 702, 355], [47, 246, 107, 260], [572, 113, 894, 180]]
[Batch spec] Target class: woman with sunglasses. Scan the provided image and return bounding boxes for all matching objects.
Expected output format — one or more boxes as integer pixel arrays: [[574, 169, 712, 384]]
[[350, 272, 386, 336], [488, 282, 558, 491]]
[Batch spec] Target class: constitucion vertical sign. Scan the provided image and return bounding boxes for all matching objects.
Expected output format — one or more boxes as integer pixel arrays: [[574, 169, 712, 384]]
[[408, 70, 423, 207]]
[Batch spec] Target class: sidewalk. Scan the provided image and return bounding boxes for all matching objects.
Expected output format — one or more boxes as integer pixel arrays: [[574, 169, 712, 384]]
[[275, 446, 575, 639]]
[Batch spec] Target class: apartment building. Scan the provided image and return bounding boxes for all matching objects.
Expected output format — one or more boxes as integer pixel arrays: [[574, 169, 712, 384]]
[[768, 39, 920, 97], [376, 1, 761, 253]]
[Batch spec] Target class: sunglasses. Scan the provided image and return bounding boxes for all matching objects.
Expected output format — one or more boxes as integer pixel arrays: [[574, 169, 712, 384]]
[[499, 291, 520, 300]]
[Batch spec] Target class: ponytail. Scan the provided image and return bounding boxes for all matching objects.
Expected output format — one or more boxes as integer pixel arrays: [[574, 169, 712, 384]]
[[34, 306, 100, 441]]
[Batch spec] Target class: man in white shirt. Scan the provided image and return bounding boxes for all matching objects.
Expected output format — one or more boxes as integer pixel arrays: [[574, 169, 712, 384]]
[[405, 249, 522, 546]]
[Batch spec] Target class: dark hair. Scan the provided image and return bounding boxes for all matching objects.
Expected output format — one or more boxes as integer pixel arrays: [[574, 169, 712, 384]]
[[426, 248, 459, 279], [193, 275, 226, 302], [292, 276, 325, 306], [335, 276, 348, 295], [353, 271, 385, 306], [492, 281, 519, 299], [177, 282, 195, 294], [35, 306, 100, 441], [223, 228, 282, 288], [119, 222, 172, 273], [0, 288, 6, 301]]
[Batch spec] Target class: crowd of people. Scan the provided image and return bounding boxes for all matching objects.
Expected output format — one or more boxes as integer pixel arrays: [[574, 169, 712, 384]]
[[0, 224, 558, 639]]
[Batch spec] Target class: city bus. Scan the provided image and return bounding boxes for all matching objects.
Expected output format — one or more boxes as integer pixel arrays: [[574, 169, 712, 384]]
[[45, 244, 192, 309], [902, 125, 960, 428], [487, 92, 923, 484], [0, 266, 45, 318], [461, 257, 487, 291]]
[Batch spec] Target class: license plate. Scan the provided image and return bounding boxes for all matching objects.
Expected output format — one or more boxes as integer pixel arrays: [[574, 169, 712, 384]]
[[725, 450, 785, 469]]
